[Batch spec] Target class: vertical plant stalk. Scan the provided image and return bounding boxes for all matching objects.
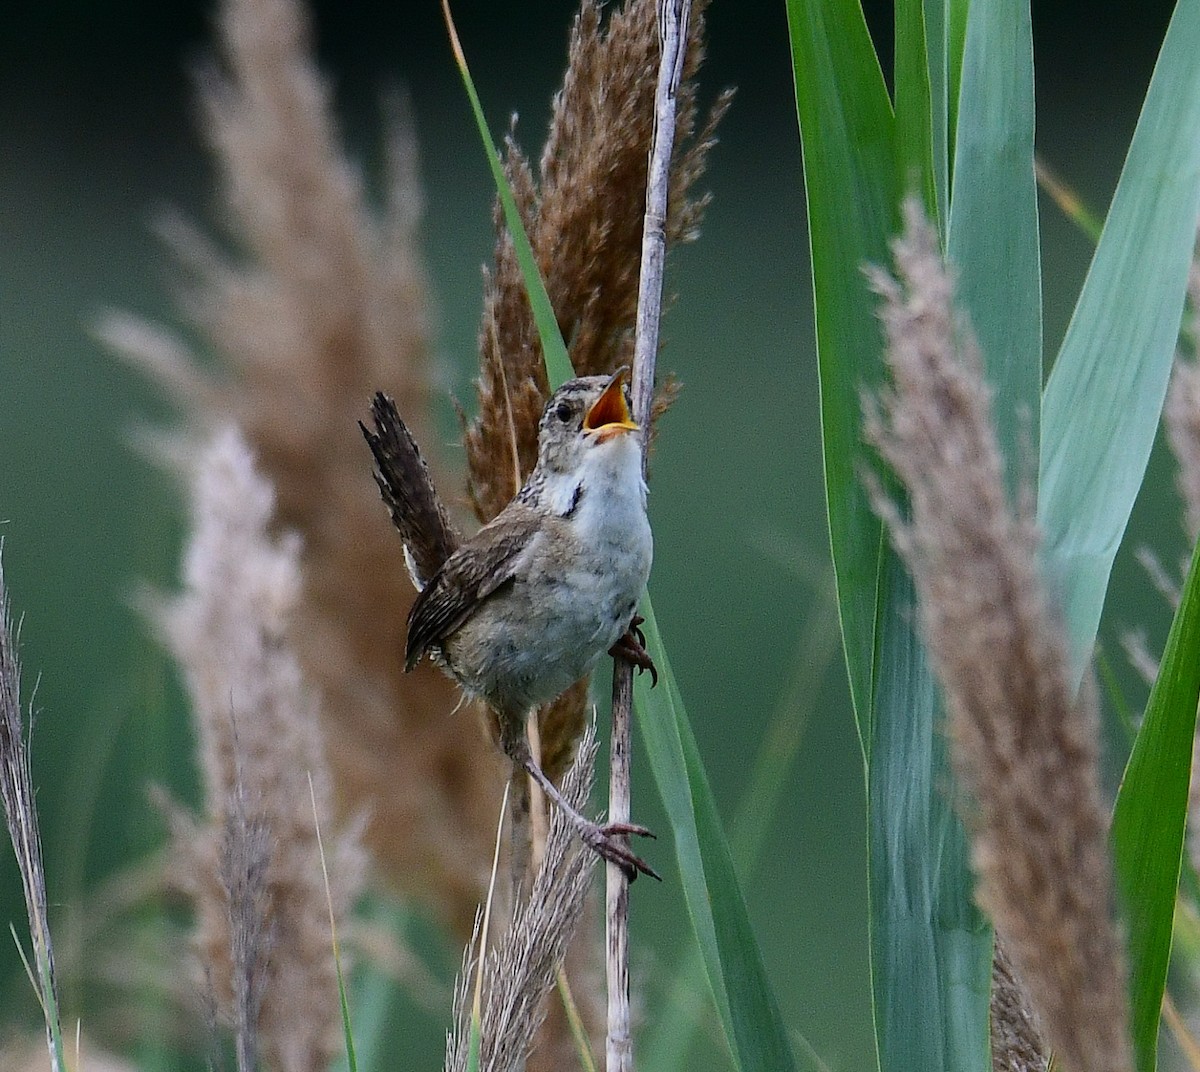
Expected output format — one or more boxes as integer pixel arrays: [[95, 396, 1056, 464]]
[[607, 3, 690, 1071]]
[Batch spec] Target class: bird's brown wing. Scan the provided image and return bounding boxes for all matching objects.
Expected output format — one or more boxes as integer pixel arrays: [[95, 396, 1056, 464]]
[[404, 507, 541, 671], [360, 392, 460, 588]]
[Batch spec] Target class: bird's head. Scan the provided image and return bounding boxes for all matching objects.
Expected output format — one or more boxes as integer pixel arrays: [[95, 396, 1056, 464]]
[[535, 368, 640, 475]]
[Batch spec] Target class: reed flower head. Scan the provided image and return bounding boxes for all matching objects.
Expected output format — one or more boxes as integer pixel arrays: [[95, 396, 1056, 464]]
[[865, 197, 1131, 1072], [465, 0, 726, 527], [98, 0, 506, 935], [990, 942, 1047, 1072], [155, 427, 365, 1072]]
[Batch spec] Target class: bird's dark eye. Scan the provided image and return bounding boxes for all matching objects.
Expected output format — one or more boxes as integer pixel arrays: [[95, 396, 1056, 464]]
[[555, 401, 573, 423]]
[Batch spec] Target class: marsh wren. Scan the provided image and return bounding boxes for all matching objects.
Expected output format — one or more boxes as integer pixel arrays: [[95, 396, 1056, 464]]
[[361, 369, 659, 880]]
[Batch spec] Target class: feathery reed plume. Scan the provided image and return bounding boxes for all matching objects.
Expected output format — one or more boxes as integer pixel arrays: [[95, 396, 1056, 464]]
[[97, 0, 508, 936], [155, 428, 365, 1072], [991, 943, 1047, 1072], [865, 198, 1131, 1072], [0, 548, 64, 1072], [466, 0, 726, 526], [220, 781, 275, 1072], [465, 0, 726, 794], [445, 725, 601, 1072]]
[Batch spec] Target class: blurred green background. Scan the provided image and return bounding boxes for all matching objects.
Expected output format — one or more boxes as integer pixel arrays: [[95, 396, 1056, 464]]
[[0, 1, 1187, 1068]]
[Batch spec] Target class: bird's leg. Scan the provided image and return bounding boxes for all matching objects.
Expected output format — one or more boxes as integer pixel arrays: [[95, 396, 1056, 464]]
[[508, 758, 534, 908], [608, 614, 658, 687], [498, 713, 534, 906], [498, 715, 659, 882], [521, 758, 660, 881]]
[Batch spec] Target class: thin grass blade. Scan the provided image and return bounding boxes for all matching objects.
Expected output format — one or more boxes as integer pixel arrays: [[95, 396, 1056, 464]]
[[310, 775, 358, 1072], [444, 11, 797, 1069], [1110, 534, 1200, 1072], [1039, 0, 1200, 685], [633, 597, 800, 1072], [640, 597, 840, 1072], [894, 0, 939, 223], [947, 0, 1041, 494]]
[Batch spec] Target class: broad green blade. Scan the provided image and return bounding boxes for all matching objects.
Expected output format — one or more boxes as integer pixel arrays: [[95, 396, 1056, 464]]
[[1111, 535, 1200, 1072], [931, 3, 1043, 1058], [441, 0, 574, 390], [786, 0, 896, 751], [1039, 0, 1200, 684], [948, 0, 1041, 495], [634, 598, 800, 1072], [868, 562, 991, 1072], [788, 3, 994, 1070], [945, 0, 969, 174]]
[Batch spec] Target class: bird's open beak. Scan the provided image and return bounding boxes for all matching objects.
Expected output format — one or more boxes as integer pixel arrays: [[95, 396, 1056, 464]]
[[584, 369, 639, 443]]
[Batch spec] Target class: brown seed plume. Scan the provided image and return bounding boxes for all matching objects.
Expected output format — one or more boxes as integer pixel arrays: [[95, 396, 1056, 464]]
[[991, 943, 1047, 1072], [155, 428, 366, 1072], [98, 0, 508, 936], [465, 0, 725, 523], [865, 198, 1131, 1072]]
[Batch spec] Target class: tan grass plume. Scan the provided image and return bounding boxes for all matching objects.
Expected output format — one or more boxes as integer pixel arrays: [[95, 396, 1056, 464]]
[[97, 0, 508, 936], [990, 943, 1047, 1072], [865, 198, 1131, 1072], [154, 427, 366, 1072]]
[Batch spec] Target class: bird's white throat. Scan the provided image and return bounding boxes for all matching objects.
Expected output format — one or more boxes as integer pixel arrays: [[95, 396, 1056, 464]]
[[543, 433, 647, 521]]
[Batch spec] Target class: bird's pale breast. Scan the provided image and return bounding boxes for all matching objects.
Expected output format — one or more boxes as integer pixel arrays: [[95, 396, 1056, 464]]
[[445, 435, 651, 717]]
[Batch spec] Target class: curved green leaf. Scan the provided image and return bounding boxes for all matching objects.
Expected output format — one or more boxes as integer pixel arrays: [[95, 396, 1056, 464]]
[[788, 2, 999, 1069], [1111, 533, 1200, 1072], [1039, 0, 1200, 684]]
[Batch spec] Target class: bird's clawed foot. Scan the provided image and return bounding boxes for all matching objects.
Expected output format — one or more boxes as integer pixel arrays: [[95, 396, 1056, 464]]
[[609, 614, 658, 686], [580, 819, 661, 882]]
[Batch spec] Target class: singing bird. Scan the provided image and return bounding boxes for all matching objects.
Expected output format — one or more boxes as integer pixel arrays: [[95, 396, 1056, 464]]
[[360, 369, 658, 880]]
